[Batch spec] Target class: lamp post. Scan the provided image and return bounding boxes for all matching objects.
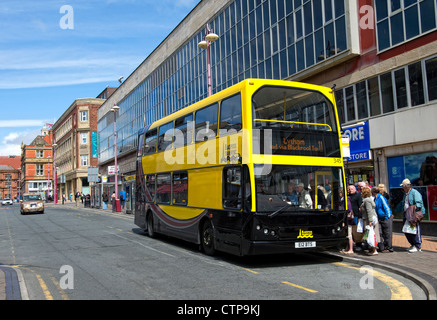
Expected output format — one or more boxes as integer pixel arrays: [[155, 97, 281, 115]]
[[47, 155, 51, 202], [111, 105, 121, 212], [198, 23, 219, 97], [53, 143, 57, 204]]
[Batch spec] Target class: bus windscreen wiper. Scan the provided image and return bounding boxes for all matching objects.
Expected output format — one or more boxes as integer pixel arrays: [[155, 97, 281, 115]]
[[268, 204, 292, 218]]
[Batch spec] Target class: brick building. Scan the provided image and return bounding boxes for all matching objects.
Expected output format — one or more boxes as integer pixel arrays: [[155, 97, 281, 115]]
[[52, 98, 105, 201], [20, 127, 54, 199], [0, 155, 21, 200]]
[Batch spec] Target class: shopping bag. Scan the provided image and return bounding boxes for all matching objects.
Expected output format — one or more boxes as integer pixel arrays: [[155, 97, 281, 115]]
[[364, 226, 377, 247], [356, 218, 364, 233], [402, 220, 417, 235]]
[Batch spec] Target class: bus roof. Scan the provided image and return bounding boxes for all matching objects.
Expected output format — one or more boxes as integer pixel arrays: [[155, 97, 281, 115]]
[[146, 78, 334, 131]]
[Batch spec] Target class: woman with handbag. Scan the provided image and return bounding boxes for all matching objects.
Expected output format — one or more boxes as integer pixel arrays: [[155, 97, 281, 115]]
[[400, 179, 425, 253], [360, 187, 380, 255]]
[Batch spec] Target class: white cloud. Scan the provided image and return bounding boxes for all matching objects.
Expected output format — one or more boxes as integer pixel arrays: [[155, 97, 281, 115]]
[[0, 120, 45, 128], [0, 128, 41, 156]]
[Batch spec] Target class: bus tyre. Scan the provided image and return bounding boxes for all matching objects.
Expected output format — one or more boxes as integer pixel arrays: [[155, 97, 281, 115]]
[[201, 220, 215, 256], [147, 213, 156, 238]]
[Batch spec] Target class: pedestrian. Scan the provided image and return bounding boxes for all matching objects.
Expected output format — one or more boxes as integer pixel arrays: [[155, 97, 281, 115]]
[[339, 188, 355, 255], [347, 184, 363, 251], [371, 187, 393, 252], [75, 191, 81, 207], [102, 192, 108, 210], [360, 187, 380, 255], [111, 191, 116, 212], [62, 193, 66, 205], [378, 184, 390, 202], [120, 189, 127, 209], [400, 179, 425, 253]]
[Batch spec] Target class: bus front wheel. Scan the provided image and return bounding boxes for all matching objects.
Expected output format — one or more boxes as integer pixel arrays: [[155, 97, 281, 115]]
[[201, 220, 216, 256]]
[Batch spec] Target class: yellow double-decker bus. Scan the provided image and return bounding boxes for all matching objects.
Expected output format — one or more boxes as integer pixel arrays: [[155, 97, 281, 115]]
[[135, 79, 348, 256]]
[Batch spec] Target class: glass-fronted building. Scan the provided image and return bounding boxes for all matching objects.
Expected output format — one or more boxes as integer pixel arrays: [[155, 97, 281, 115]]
[[97, 0, 437, 225]]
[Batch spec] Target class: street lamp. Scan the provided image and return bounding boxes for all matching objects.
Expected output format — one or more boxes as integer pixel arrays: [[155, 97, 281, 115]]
[[198, 23, 219, 97], [47, 155, 51, 202], [53, 143, 58, 204], [111, 105, 121, 212]]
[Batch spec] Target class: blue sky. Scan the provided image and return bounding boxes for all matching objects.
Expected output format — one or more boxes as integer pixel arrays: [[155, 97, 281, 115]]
[[0, 0, 201, 156]]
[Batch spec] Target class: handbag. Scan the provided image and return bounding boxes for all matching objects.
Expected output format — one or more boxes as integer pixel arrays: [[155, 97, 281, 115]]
[[347, 209, 354, 221], [402, 220, 417, 234]]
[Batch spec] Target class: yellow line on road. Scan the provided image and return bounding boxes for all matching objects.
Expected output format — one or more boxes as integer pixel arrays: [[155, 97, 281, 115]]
[[241, 268, 259, 274], [35, 274, 54, 300], [332, 262, 412, 300], [282, 281, 318, 293]]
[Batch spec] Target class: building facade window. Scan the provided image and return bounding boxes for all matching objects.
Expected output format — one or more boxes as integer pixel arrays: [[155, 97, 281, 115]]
[[80, 111, 88, 122], [36, 150, 44, 158], [98, 0, 349, 164], [376, 0, 437, 51], [80, 155, 89, 167], [336, 55, 437, 125], [80, 133, 88, 144], [36, 164, 44, 176]]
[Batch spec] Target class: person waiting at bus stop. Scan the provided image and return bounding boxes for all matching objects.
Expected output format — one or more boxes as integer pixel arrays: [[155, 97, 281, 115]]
[[371, 187, 393, 253], [400, 179, 425, 253]]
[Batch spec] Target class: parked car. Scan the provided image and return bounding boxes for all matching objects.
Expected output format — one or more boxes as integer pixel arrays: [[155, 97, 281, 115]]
[[20, 193, 44, 214], [1, 198, 13, 205]]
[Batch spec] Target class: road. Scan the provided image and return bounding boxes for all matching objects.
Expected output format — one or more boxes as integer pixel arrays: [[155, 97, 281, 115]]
[[0, 203, 427, 301]]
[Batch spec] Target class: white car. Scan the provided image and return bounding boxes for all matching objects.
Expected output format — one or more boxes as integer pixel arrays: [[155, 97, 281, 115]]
[[1, 198, 13, 205]]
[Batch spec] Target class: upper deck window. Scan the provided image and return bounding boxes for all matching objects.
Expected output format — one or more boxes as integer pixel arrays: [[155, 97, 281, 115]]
[[252, 86, 340, 157]]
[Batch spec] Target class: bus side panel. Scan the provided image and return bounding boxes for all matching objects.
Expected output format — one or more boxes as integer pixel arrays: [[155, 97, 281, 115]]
[[149, 204, 207, 243]]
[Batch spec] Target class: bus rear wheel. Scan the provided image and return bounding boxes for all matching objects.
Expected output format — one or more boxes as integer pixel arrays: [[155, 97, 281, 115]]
[[201, 220, 215, 256]]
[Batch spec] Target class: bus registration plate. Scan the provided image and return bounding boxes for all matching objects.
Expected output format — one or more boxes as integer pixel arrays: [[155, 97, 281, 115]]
[[295, 241, 316, 248]]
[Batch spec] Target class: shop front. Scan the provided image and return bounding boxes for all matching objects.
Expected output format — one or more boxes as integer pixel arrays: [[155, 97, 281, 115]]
[[343, 121, 375, 186], [387, 150, 437, 222], [122, 174, 136, 214]]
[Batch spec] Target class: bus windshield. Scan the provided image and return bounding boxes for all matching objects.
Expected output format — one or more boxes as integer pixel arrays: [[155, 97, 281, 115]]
[[254, 165, 344, 213], [252, 86, 340, 157]]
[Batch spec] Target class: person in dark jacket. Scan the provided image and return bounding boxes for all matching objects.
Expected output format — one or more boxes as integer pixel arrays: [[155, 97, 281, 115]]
[[348, 184, 363, 250]]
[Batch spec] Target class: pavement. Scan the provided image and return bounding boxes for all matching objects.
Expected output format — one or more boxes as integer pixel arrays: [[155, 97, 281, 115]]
[[2, 202, 437, 300]]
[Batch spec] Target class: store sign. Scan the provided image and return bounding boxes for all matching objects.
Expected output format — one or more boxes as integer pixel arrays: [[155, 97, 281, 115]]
[[343, 122, 371, 162], [108, 165, 119, 175]]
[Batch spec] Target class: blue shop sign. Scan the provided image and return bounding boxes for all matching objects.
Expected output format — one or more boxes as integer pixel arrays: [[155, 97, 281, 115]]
[[343, 122, 371, 162]]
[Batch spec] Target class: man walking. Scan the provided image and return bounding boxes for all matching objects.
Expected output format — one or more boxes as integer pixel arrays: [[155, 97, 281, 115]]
[[371, 187, 393, 252], [400, 179, 425, 253]]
